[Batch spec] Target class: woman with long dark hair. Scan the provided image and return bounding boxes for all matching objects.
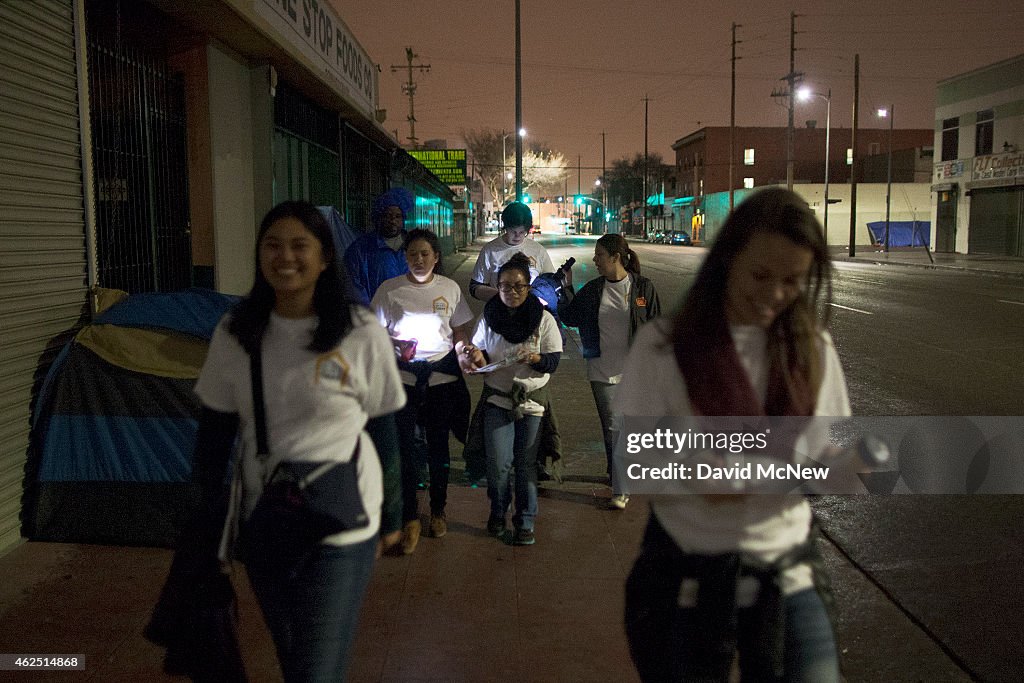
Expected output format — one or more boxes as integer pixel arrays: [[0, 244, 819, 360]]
[[558, 233, 660, 510], [371, 228, 473, 554], [192, 200, 405, 680], [615, 188, 848, 681], [458, 252, 563, 545]]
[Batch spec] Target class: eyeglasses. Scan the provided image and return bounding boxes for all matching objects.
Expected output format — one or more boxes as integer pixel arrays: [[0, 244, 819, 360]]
[[497, 283, 531, 293]]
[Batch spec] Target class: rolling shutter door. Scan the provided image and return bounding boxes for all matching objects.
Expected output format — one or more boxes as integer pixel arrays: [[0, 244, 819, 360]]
[[0, 0, 89, 555], [968, 187, 1024, 256]]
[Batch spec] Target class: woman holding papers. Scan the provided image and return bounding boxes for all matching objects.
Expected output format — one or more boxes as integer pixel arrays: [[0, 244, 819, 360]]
[[458, 252, 562, 545]]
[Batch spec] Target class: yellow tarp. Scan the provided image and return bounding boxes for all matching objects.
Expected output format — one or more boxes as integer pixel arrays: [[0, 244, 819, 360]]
[[75, 324, 208, 379]]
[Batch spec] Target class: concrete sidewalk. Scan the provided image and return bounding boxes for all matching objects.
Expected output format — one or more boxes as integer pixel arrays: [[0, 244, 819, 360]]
[[833, 245, 1024, 278], [0, 235, 985, 682]]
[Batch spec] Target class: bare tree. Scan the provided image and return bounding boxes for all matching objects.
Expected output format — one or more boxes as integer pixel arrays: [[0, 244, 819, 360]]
[[463, 128, 569, 207]]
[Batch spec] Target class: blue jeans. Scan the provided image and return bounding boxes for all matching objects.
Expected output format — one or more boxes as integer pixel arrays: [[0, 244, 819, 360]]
[[625, 516, 840, 682], [590, 381, 627, 496], [483, 404, 541, 530], [246, 537, 377, 682]]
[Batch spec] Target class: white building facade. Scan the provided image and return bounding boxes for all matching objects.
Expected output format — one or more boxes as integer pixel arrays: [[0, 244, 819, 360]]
[[932, 54, 1024, 255]]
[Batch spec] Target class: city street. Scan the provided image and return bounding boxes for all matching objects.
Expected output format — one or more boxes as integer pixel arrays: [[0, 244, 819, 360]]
[[538, 234, 1024, 681]]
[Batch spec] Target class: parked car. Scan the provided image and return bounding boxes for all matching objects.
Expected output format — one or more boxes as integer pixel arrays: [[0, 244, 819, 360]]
[[647, 229, 666, 244], [529, 224, 542, 237], [667, 230, 692, 246]]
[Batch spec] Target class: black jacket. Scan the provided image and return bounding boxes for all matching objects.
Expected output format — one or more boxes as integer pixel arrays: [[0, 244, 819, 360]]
[[557, 272, 660, 359]]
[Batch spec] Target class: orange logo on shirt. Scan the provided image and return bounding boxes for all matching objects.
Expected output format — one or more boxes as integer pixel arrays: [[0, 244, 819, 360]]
[[315, 352, 350, 387], [635, 296, 647, 307]]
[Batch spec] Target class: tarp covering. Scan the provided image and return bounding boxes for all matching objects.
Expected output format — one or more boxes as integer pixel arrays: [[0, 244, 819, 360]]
[[866, 221, 931, 248], [27, 288, 239, 547], [319, 205, 359, 257]]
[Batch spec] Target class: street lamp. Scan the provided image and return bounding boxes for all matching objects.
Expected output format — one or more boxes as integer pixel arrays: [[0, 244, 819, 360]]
[[877, 105, 894, 252], [798, 87, 832, 243]]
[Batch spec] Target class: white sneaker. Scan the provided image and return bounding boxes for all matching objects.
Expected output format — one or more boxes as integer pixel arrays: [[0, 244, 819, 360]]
[[609, 494, 630, 510]]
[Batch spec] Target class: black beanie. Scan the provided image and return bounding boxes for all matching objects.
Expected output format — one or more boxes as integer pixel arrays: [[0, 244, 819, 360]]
[[501, 201, 532, 229]]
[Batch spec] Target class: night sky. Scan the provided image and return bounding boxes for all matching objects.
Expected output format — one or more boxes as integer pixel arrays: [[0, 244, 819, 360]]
[[337, 0, 1022, 186]]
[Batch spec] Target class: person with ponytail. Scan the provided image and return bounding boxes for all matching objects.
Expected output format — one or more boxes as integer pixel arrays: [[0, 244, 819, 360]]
[[615, 188, 849, 681], [457, 252, 563, 546], [557, 234, 660, 509]]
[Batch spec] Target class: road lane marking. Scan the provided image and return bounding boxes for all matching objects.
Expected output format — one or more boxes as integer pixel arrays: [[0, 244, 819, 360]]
[[997, 299, 1024, 307], [829, 303, 873, 315], [841, 276, 886, 285]]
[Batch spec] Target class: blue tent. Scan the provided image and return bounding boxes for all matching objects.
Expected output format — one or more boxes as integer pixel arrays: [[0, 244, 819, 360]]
[[867, 221, 931, 248], [27, 288, 238, 547]]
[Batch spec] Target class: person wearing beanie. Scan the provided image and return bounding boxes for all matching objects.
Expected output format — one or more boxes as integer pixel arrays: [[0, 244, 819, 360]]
[[469, 202, 554, 301], [344, 187, 416, 305]]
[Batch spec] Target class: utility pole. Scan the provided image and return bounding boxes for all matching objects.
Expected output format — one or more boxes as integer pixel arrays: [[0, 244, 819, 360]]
[[514, 0, 523, 201], [642, 95, 649, 239], [770, 13, 801, 190], [730, 22, 741, 212], [390, 47, 430, 148], [849, 53, 859, 257], [601, 131, 607, 227]]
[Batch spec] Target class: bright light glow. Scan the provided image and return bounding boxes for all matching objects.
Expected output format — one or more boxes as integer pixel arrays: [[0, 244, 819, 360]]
[[518, 128, 527, 137], [391, 312, 447, 360], [877, 108, 889, 118], [594, 179, 601, 186], [797, 87, 811, 102]]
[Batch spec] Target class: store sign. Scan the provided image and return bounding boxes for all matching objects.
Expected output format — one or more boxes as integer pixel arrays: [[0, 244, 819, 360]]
[[972, 152, 1024, 182], [934, 160, 965, 182], [408, 149, 467, 185], [256, 0, 377, 114]]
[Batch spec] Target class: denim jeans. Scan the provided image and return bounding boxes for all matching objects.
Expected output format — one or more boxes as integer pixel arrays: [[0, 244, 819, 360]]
[[395, 381, 459, 520], [625, 515, 840, 682], [590, 381, 627, 496], [483, 403, 541, 530], [246, 537, 377, 682]]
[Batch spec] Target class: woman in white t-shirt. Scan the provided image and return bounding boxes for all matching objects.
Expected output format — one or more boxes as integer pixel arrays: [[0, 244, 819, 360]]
[[192, 200, 406, 681], [458, 252, 563, 546], [371, 229, 474, 554], [557, 234, 660, 510], [615, 188, 848, 682]]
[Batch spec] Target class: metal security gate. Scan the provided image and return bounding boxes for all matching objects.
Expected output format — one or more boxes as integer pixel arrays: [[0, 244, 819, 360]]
[[85, 0, 191, 293], [968, 187, 1024, 256], [0, 0, 88, 555]]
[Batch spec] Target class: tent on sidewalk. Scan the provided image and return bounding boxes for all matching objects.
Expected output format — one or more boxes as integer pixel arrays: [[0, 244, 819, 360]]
[[25, 288, 238, 547]]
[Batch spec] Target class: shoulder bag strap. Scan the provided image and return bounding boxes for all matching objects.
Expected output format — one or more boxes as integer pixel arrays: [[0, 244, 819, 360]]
[[249, 342, 270, 458]]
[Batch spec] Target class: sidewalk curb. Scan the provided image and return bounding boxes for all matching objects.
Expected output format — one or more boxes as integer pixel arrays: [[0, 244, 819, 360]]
[[833, 256, 1024, 279]]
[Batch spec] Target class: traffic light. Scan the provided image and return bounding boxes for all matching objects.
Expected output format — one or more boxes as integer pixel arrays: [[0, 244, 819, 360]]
[[522, 194, 531, 204], [574, 195, 583, 206]]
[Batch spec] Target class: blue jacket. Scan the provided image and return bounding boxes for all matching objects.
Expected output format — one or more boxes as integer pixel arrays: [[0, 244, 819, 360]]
[[557, 272, 661, 359], [344, 232, 408, 305]]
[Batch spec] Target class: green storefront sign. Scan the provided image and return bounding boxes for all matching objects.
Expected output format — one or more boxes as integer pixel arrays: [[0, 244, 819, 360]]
[[408, 149, 467, 185]]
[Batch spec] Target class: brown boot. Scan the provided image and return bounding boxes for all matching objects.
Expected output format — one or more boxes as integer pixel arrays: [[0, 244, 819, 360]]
[[401, 520, 421, 555], [428, 513, 447, 538]]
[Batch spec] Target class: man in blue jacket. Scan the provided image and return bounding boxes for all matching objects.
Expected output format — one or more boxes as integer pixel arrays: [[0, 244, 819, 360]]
[[344, 187, 415, 305]]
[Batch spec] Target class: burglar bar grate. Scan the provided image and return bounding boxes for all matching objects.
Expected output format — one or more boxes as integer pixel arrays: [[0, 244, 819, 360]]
[[85, 0, 192, 293]]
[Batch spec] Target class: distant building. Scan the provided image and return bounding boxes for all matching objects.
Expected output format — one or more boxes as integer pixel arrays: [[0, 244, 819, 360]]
[[669, 126, 933, 245], [931, 53, 1024, 254]]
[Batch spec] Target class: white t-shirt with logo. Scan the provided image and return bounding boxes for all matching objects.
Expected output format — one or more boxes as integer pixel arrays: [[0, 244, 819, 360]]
[[587, 276, 631, 384], [194, 307, 406, 547], [471, 310, 563, 416], [470, 235, 555, 287], [370, 273, 474, 386]]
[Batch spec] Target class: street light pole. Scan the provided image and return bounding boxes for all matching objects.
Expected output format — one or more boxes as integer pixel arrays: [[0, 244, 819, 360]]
[[878, 104, 894, 252], [798, 87, 832, 243]]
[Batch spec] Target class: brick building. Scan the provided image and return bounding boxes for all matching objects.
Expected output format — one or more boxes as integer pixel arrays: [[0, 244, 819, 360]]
[[671, 125, 934, 199]]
